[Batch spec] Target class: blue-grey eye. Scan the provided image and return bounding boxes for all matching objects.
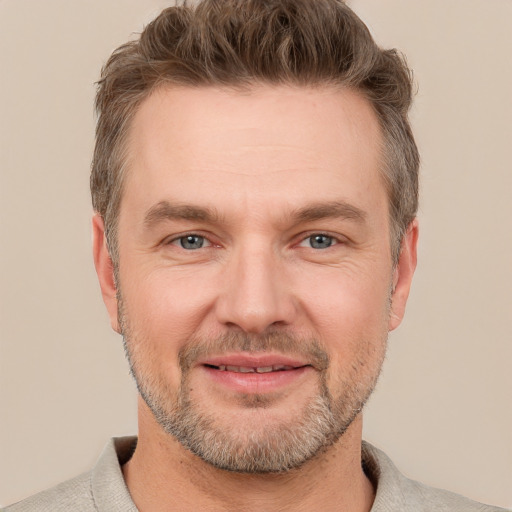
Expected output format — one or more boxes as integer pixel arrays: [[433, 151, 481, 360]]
[[179, 235, 206, 250], [308, 234, 334, 249]]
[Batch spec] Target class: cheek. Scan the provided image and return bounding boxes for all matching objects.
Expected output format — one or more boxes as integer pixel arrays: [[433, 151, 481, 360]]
[[293, 264, 390, 386], [119, 269, 215, 393], [295, 263, 392, 339], [120, 265, 220, 344]]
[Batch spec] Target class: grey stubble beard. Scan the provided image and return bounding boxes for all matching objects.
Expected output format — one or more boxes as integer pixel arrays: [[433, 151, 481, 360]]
[[120, 317, 386, 474]]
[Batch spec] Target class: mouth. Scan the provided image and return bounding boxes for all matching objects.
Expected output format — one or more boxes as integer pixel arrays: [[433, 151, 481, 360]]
[[198, 355, 315, 394], [203, 363, 309, 373]]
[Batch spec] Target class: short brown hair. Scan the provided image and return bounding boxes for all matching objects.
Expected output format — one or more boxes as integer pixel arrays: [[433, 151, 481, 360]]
[[91, 0, 419, 264]]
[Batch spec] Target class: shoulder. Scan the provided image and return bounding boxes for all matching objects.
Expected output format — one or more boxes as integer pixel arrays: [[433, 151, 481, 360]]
[[363, 441, 510, 512], [392, 477, 509, 512], [4, 437, 138, 512], [3, 472, 95, 512]]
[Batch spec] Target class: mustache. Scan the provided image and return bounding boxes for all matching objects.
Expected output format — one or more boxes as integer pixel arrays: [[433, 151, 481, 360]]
[[178, 331, 330, 372]]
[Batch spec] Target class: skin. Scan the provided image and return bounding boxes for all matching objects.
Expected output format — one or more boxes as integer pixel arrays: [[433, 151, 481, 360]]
[[93, 85, 418, 511]]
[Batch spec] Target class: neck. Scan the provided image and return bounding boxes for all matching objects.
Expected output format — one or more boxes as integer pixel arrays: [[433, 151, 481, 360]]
[[123, 399, 375, 512]]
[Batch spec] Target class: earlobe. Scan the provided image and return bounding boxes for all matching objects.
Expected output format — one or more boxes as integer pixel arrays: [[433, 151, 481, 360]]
[[92, 214, 121, 333], [389, 219, 419, 332]]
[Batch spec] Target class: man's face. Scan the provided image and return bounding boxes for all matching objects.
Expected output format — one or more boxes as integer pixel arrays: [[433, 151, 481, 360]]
[[94, 85, 416, 472]]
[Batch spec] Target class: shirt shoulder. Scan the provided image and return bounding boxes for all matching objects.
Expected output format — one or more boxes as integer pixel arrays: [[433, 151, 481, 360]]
[[3, 472, 95, 512], [363, 441, 510, 512], [391, 476, 509, 512], [4, 437, 138, 512]]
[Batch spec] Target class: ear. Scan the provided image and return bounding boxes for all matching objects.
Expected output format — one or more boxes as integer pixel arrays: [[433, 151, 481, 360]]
[[389, 219, 419, 331], [92, 214, 121, 333]]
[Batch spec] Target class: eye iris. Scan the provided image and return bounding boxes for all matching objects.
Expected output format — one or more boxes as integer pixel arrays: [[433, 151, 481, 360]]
[[310, 235, 333, 249], [180, 235, 204, 250]]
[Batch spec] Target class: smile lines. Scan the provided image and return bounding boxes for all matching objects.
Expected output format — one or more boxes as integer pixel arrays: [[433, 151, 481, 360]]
[[204, 364, 307, 373]]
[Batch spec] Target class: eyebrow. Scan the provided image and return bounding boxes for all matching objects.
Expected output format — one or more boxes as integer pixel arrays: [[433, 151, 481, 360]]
[[143, 199, 367, 229], [144, 201, 221, 227], [291, 201, 367, 224]]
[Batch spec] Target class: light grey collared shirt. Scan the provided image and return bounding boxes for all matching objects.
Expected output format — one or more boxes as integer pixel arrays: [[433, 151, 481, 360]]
[[5, 437, 508, 511]]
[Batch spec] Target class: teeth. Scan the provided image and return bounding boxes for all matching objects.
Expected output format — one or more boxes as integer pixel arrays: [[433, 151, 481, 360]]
[[255, 366, 273, 373], [238, 366, 256, 373], [214, 364, 296, 373], [273, 365, 294, 371]]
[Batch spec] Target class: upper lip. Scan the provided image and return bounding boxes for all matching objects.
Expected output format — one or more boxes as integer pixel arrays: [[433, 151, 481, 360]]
[[199, 353, 311, 369]]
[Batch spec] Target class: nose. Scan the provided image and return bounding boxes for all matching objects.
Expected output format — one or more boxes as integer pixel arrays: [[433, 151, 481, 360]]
[[215, 241, 297, 334]]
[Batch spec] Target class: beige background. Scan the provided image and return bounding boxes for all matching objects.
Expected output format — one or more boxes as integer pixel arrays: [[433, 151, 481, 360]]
[[1, 0, 511, 508]]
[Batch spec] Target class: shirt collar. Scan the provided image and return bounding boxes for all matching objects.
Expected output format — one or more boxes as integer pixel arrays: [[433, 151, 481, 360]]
[[90, 437, 404, 511], [91, 436, 138, 511]]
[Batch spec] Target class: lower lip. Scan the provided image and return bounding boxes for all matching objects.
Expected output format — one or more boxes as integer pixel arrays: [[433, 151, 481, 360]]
[[201, 365, 313, 393]]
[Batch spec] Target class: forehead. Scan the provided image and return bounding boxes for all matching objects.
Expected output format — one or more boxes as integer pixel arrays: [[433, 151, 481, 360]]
[[121, 84, 386, 222]]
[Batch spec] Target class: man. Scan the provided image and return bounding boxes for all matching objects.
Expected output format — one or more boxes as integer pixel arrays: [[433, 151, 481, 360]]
[[5, 1, 508, 511]]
